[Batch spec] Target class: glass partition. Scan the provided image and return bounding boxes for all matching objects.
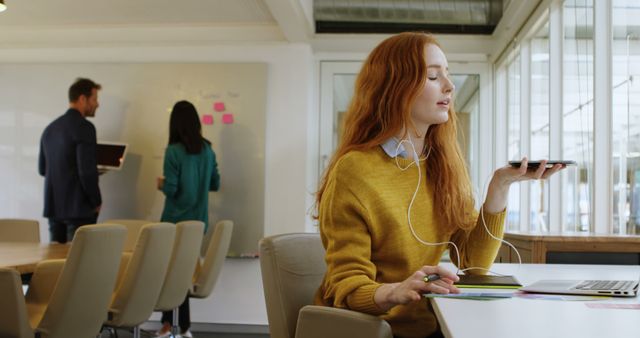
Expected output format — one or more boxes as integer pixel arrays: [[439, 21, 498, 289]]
[[531, 22, 551, 231], [507, 53, 522, 230], [563, 0, 594, 231], [612, 0, 640, 234]]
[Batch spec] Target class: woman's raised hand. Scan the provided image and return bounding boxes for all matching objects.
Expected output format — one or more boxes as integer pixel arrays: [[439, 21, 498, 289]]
[[483, 157, 566, 213], [495, 157, 564, 185]]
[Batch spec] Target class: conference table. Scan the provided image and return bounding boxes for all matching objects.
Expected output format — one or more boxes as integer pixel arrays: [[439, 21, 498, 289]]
[[0, 242, 70, 275], [431, 263, 640, 338]]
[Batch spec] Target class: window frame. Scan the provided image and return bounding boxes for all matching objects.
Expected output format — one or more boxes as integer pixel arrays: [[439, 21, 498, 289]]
[[494, 0, 617, 234]]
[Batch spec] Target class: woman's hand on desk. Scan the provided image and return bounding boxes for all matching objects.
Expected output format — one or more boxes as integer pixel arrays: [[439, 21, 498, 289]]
[[374, 266, 460, 311]]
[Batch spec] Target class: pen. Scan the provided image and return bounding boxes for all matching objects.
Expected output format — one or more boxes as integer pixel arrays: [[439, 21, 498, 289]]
[[423, 274, 441, 283]]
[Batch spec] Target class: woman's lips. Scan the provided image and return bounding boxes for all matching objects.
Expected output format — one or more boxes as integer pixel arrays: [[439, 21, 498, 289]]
[[437, 99, 450, 107]]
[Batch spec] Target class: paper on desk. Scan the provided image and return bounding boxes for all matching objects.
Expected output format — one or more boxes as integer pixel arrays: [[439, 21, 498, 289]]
[[585, 303, 640, 310], [425, 292, 610, 302], [513, 292, 610, 301]]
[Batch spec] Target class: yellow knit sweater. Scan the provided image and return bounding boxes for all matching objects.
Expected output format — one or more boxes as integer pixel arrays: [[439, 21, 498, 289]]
[[314, 147, 506, 338]]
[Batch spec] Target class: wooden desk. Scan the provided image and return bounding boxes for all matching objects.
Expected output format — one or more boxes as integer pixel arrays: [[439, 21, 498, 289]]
[[431, 263, 640, 338], [496, 232, 640, 264], [0, 242, 70, 275]]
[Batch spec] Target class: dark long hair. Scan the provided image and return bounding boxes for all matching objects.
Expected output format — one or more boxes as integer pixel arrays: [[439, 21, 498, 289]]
[[168, 100, 209, 154]]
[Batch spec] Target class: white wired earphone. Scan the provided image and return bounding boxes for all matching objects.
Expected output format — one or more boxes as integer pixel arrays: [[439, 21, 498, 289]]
[[394, 136, 522, 276]]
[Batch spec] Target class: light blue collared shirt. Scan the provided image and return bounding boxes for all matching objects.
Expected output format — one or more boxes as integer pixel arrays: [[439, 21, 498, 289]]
[[380, 137, 409, 159]]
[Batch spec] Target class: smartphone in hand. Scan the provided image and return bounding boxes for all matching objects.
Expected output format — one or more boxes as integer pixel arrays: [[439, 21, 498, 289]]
[[508, 160, 577, 169]]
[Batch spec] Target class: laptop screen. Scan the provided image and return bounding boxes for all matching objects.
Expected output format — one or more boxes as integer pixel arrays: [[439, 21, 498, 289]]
[[96, 142, 128, 170]]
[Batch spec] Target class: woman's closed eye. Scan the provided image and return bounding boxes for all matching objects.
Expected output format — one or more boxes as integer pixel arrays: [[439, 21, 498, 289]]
[[427, 71, 449, 81]]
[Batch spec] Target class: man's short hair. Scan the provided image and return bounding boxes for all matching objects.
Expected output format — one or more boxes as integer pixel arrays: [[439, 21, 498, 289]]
[[68, 78, 101, 102]]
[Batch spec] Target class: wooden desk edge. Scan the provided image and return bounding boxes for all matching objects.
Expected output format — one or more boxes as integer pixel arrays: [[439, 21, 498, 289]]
[[504, 232, 640, 242], [0, 243, 70, 275]]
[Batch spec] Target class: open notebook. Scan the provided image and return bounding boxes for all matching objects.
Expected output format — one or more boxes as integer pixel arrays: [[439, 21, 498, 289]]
[[454, 274, 522, 289]]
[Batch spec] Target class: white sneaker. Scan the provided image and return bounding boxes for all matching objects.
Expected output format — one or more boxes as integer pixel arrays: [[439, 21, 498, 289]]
[[178, 330, 193, 338], [155, 326, 173, 338]]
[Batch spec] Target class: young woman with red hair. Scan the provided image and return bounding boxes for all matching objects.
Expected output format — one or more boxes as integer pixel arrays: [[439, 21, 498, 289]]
[[314, 32, 563, 338]]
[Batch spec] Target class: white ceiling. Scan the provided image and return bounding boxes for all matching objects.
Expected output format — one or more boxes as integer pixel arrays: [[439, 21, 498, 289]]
[[0, 0, 275, 26], [0, 0, 538, 57]]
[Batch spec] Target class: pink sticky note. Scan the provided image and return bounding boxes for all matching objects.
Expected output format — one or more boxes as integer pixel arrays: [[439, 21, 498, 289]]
[[222, 114, 234, 124], [202, 114, 214, 125], [214, 102, 226, 112]]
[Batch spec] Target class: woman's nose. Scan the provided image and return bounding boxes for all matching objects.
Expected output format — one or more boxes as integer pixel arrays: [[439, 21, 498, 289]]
[[444, 80, 454, 93]]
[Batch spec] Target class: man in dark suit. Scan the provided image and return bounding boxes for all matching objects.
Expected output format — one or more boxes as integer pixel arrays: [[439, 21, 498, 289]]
[[38, 78, 102, 243]]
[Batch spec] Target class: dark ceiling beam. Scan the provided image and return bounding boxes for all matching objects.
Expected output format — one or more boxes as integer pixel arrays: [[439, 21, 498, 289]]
[[316, 20, 496, 34]]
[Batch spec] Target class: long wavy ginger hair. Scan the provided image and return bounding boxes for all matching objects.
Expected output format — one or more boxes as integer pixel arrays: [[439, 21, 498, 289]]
[[316, 32, 475, 231]]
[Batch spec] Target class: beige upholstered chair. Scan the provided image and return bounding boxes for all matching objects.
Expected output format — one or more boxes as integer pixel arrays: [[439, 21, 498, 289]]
[[190, 220, 233, 299], [0, 219, 40, 242], [259, 233, 392, 338], [199, 220, 214, 257], [0, 268, 31, 337], [102, 219, 150, 252], [0, 224, 126, 338], [104, 222, 176, 338], [154, 220, 205, 336]]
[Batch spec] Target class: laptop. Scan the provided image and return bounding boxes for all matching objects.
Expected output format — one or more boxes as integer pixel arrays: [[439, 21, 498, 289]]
[[96, 142, 128, 171], [520, 277, 639, 297]]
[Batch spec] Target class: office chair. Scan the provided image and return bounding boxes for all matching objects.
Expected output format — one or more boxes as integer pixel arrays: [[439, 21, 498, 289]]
[[103, 222, 176, 338], [154, 220, 205, 337], [151, 220, 232, 337], [102, 219, 150, 252], [259, 233, 392, 338], [0, 224, 126, 338], [0, 218, 40, 242], [190, 220, 233, 299]]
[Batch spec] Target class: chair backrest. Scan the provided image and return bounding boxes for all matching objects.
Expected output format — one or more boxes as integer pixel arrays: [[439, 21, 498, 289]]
[[155, 220, 204, 311], [108, 222, 175, 327], [0, 268, 32, 338], [36, 224, 127, 338], [102, 219, 149, 252], [0, 219, 40, 242], [200, 221, 214, 257], [259, 233, 327, 338], [190, 220, 233, 298]]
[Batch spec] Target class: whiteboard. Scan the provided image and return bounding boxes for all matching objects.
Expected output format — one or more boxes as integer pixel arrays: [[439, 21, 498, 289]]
[[0, 63, 266, 256]]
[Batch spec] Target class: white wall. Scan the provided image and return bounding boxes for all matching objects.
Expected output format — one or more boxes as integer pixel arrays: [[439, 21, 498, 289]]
[[0, 42, 315, 241]]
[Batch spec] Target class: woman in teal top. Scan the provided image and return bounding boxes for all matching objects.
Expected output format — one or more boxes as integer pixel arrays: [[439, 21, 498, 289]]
[[156, 100, 220, 338]]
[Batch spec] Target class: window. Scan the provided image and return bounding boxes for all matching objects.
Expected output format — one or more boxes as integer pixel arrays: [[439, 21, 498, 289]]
[[452, 74, 480, 185], [318, 61, 362, 177], [507, 52, 521, 230], [563, 0, 593, 231], [612, 0, 640, 234], [496, 0, 640, 235], [530, 22, 551, 231]]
